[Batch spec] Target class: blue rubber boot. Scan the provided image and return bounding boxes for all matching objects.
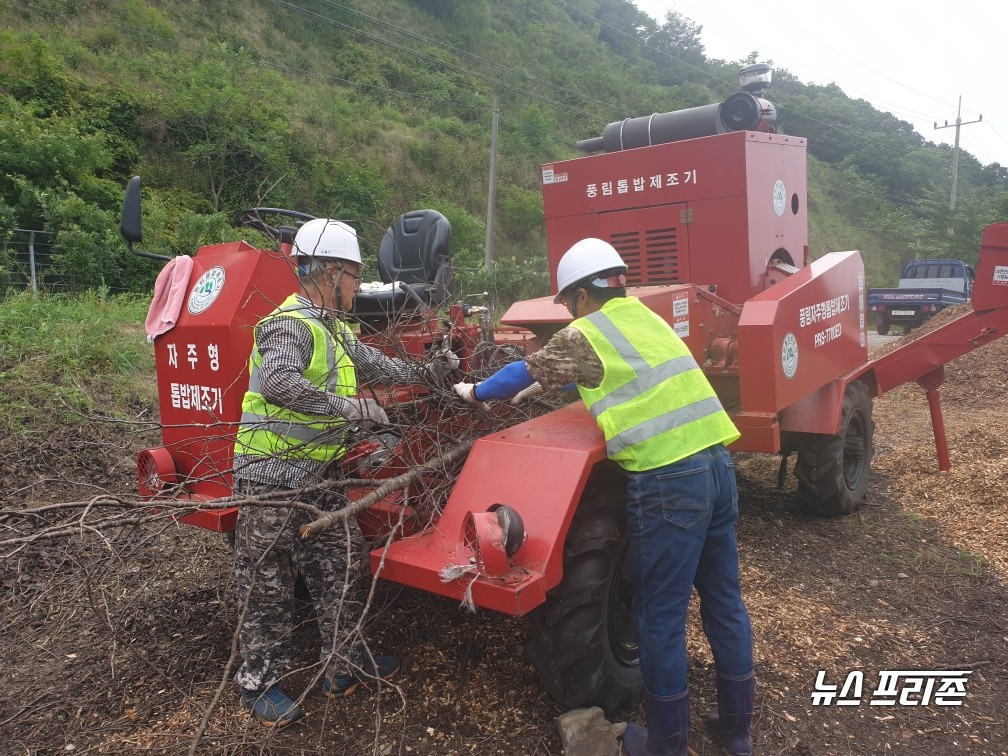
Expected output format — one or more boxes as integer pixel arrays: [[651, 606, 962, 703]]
[[323, 655, 400, 698], [706, 671, 755, 756], [239, 685, 303, 727], [622, 688, 689, 756]]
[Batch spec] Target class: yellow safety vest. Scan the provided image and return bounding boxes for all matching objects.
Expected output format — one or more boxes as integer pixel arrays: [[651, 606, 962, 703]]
[[235, 294, 357, 463], [569, 296, 740, 472]]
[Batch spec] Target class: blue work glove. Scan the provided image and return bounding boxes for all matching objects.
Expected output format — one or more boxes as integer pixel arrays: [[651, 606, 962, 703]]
[[474, 360, 535, 401]]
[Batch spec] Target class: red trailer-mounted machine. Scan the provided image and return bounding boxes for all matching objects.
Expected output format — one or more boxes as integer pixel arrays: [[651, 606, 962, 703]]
[[120, 196, 530, 536], [123, 65, 1008, 714]]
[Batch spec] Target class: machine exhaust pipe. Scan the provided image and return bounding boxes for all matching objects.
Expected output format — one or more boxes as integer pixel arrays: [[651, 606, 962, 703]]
[[577, 63, 776, 154]]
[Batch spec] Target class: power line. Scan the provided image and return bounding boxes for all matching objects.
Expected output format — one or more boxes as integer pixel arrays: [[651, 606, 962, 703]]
[[2, 0, 584, 153], [301, 0, 621, 117], [263, 0, 613, 124], [634, 0, 1002, 165], [3, 0, 992, 242], [641, 0, 971, 117]]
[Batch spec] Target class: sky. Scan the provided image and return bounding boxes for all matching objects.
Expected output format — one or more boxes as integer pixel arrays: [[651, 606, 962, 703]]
[[632, 0, 1007, 168]]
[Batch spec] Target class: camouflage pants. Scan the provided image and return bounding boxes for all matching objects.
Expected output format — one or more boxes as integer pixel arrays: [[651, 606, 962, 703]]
[[232, 480, 368, 691]]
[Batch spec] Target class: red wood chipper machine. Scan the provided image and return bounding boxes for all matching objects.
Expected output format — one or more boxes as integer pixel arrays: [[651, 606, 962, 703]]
[[123, 64, 1008, 714]]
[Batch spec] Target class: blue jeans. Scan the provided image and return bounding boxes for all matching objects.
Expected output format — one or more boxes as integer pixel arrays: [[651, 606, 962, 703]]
[[626, 443, 753, 696]]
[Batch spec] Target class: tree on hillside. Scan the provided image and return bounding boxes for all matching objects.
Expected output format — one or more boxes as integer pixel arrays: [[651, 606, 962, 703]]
[[162, 59, 293, 212], [594, 0, 653, 58], [644, 10, 705, 62], [911, 184, 1003, 265], [0, 96, 114, 227], [409, 0, 491, 45]]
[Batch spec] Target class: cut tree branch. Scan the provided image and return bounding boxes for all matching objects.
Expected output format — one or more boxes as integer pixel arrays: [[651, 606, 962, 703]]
[[298, 439, 474, 539]]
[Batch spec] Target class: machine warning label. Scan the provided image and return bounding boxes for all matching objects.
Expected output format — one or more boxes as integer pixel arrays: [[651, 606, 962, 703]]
[[188, 266, 226, 315], [781, 332, 798, 379], [672, 292, 689, 338], [859, 275, 866, 348], [541, 165, 568, 185], [993, 265, 1008, 286]]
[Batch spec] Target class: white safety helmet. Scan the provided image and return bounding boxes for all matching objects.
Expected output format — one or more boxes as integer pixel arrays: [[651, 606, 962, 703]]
[[553, 238, 628, 303], [291, 218, 362, 265]]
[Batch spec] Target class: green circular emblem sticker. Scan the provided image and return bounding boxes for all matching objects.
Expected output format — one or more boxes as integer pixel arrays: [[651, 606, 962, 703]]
[[781, 332, 798, 379], [773, 179, 787, 217], [187, 266, 226, 315]]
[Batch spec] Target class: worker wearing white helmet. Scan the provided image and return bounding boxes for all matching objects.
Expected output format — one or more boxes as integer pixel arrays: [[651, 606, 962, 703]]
[[551, 236, 629, 311], [291, 217, 364, 314], [454, 238, 755, 756], [232, 217, 457, 727]]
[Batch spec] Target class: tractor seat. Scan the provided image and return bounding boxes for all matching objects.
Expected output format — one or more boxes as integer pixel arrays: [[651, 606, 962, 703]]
[[354, 209, 453, 323]]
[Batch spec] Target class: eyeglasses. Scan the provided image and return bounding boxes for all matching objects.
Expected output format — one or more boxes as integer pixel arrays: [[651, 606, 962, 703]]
[[337, 265, 365, 286]]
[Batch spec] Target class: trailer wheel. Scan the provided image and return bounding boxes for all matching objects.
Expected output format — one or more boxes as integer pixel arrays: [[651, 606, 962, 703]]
[[876, 320, 890, 336], [794, 380, 874, 517], [525, 468, 641, 715]]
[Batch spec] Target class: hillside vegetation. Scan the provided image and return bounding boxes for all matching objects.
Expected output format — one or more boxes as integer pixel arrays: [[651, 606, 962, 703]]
[[1, 0, 1007, 302]]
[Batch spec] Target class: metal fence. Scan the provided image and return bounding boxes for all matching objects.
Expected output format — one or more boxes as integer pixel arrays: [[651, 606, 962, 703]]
[[2, 228, 135, 294], [2, 228, 65, 293]]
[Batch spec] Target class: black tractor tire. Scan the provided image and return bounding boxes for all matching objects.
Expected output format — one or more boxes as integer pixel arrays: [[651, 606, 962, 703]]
[[794, 380, 874, 517], [876, 320, 890, 336], [525, 465, 642, 715]]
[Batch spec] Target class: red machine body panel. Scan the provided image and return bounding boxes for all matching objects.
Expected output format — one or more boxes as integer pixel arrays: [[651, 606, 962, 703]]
[[372, 402, 607, 615], [151, 243, 297, 529], [971, 222, 1008, 312], [541, 130, 809, 305], [736, 250, 868, 441]]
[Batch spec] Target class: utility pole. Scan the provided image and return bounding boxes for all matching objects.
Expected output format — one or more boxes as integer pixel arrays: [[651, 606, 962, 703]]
[[485, 94, 499, 275], [934, 97, 982, 236]]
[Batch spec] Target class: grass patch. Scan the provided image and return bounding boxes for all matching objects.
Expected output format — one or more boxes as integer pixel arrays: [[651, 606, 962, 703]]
[[954, 549, 990, 578], [880, 550, 921, 566], [0, 290, 156, 437]]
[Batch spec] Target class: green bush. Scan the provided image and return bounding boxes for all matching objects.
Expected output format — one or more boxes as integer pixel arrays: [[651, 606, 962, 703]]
[[498, 185, 544, 244]]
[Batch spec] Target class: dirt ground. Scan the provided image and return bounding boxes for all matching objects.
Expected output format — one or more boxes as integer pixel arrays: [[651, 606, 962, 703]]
[[2, 319, 1006, 755]]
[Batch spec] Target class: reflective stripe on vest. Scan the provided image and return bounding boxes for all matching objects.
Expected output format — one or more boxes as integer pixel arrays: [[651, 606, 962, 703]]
[[569, 297, 740, 471], [235, 294, 357, 462]]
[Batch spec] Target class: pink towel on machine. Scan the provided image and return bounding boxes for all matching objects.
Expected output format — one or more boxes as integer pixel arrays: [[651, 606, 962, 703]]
[[145, 255, 194, 338]]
